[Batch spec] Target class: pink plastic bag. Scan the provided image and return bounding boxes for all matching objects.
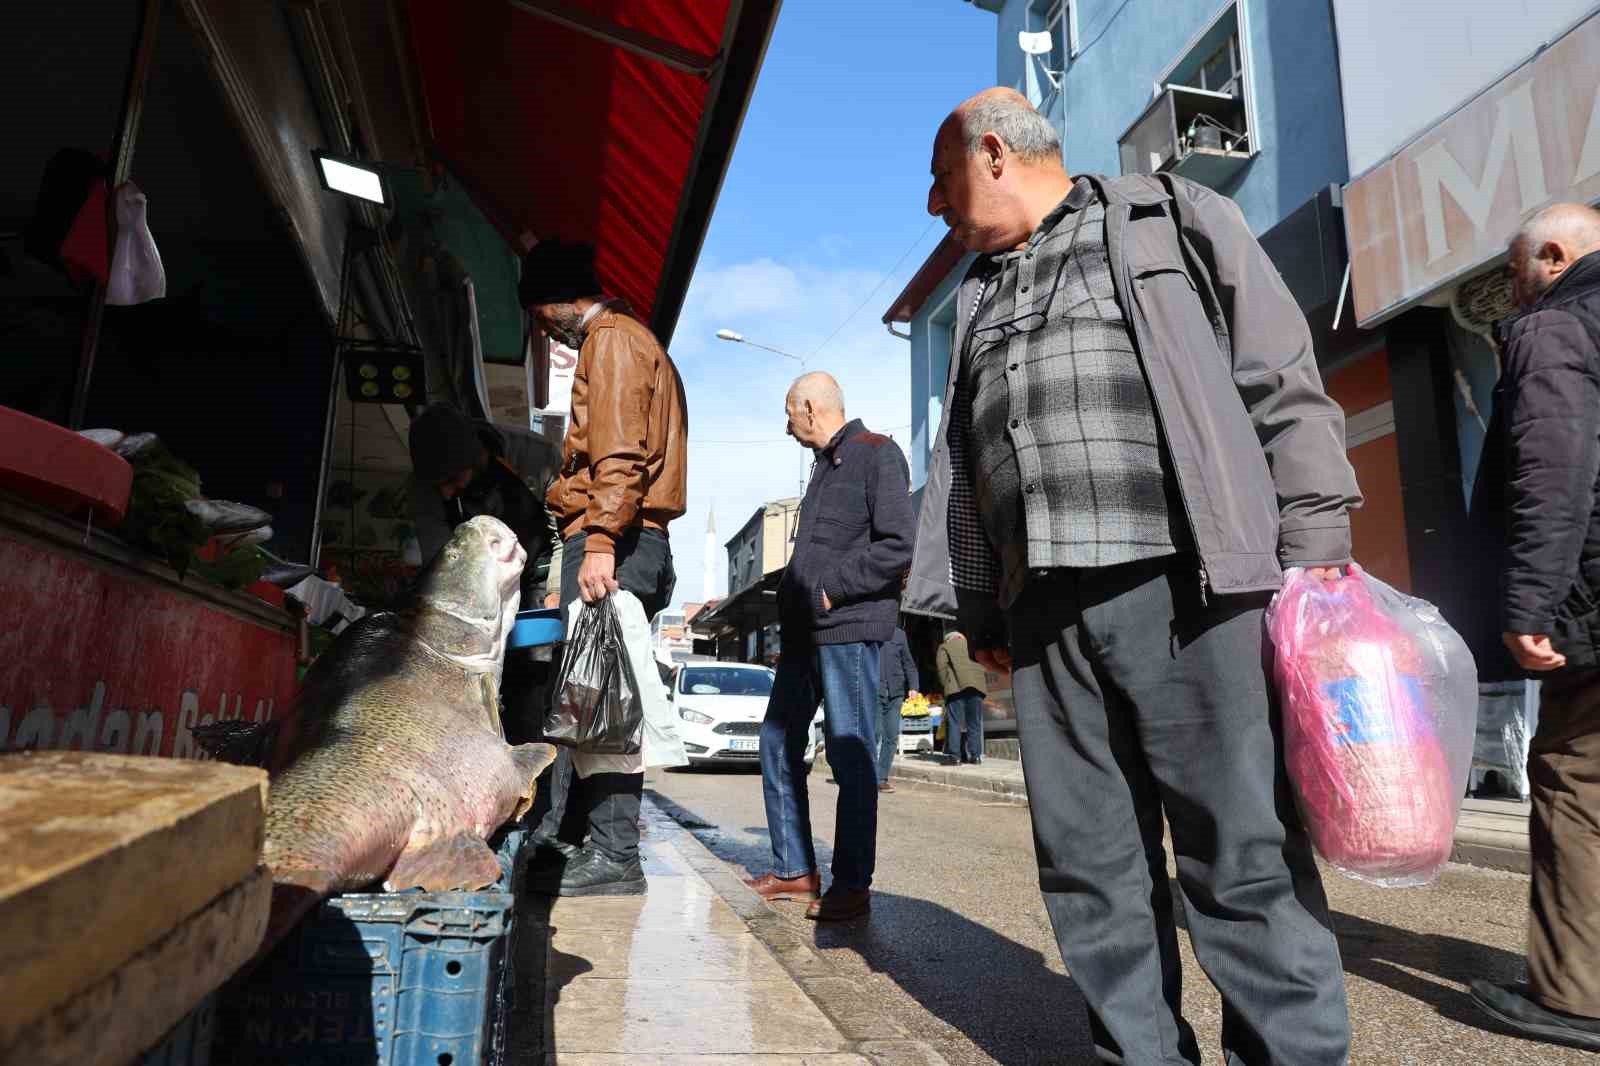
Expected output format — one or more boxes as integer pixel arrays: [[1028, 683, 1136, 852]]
[[1266, 564, 1477, 886]]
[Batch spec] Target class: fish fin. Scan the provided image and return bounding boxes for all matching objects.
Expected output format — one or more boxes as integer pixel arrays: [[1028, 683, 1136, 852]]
[[508, 743, 559, 822], [190, 719, 280, 767], [384, 832, 503, 893]]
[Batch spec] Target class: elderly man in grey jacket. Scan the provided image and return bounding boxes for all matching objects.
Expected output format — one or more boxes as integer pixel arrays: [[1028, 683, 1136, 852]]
[[907, 88, 1362, 1065]]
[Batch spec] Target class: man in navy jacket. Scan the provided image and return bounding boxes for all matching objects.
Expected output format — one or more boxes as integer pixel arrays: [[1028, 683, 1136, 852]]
[[747, 371, 914, 920]]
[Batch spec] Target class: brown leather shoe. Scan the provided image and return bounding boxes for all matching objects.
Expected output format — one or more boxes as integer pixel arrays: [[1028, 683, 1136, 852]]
[[805, 886, 871, 921], [878, 782, 895, 793], [745, 871, 821, 902]]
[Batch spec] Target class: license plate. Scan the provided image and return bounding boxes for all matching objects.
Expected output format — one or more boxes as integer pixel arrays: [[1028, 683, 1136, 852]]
[[729, 738, 759, 752]]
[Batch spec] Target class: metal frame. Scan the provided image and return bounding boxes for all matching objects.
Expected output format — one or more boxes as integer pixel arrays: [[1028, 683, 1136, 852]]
[[652, 0, 783, 343], [1151, 0, 1263, 158], [506, 0, 722, 78], [69, 0, 164, 429]]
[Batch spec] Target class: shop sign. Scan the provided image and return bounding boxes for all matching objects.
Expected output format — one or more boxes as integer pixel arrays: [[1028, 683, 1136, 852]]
[[0, 536, 296, 758], [1345, 9, 1600, 326], [538, 341, 578, 418]]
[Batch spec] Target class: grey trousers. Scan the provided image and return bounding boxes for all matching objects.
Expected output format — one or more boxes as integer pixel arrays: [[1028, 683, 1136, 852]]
[[1008, 555, 1350, 1066]]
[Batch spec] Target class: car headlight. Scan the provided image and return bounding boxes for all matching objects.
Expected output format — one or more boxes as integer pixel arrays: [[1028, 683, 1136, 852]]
[[678, 707, 714, 726]]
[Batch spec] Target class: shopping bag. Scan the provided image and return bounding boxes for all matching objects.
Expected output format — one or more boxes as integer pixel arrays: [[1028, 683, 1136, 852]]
[[1266, 564, 1478, 887], [545, 596, 641, 754], [106, 181, 166, 306]]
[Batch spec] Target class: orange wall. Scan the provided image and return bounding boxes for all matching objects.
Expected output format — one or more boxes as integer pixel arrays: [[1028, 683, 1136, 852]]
[[1324, 352, 1413, 592]]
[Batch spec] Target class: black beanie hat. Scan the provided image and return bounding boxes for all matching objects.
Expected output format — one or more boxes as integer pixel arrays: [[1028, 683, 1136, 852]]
[[408, 405, 481, 482], [518, 239, 602, 308]]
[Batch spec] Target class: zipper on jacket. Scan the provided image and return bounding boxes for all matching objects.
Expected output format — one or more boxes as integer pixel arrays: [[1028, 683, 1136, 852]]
[[1109, 199, 1216, 601]]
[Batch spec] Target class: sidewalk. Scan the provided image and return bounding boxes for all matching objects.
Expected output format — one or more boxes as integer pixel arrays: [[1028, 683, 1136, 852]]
[[507, 798, 949, 1066], [835, 747, 1533, 874]]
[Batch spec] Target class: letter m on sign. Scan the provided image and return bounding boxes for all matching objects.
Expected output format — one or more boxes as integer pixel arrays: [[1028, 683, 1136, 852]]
[[1414, 80, 1549, 265]]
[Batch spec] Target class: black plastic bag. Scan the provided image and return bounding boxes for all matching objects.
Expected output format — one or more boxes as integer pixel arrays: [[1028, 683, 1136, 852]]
[[544, 597, 642, 754]]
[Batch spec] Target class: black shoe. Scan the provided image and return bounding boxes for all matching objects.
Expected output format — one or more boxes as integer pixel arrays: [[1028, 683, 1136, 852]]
[[528, 833, 581, 861], [1469, 980, 1600, 1051], [531, 847, 646, 897]]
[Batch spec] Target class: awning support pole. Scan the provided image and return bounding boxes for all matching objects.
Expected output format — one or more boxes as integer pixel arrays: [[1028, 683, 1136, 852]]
[[69, 0, 164, 429], [506, 0, 722, 78]]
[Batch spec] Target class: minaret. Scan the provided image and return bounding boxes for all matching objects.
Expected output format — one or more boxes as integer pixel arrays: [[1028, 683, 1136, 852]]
[[703, 506, 717, 602]]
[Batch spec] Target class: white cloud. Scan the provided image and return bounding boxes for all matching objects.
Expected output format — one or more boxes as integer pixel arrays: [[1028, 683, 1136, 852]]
[[661, 249, 930, 618]]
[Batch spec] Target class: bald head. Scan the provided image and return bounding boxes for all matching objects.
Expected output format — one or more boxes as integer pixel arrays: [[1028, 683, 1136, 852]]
[[787, 371, 844, 414], [945, 88, 1063, 164], [1508, 202, 1600, 309], [928, 88, 1072, 253], [784, 372, 847, 449]]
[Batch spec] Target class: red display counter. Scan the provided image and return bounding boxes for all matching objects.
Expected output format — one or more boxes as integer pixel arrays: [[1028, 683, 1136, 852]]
[[0, 491, 296, 759]]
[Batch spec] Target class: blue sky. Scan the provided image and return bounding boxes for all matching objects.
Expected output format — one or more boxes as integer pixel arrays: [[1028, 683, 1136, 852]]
[[665, 0, 996, 608]]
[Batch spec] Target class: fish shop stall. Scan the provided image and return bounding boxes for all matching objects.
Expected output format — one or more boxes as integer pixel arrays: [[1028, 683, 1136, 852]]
[[0, 0, 783, 1061]]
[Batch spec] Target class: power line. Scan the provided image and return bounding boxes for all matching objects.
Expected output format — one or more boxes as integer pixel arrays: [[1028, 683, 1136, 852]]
[[807, 218, 941, 360]]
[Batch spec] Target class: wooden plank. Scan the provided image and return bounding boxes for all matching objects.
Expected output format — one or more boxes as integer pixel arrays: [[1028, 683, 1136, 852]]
[[5, 866, 272, 1066], [0, 752, 267, 1044]]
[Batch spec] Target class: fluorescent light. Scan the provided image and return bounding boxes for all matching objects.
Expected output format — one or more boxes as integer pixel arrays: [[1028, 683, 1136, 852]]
[[313, 150, 388, 206]]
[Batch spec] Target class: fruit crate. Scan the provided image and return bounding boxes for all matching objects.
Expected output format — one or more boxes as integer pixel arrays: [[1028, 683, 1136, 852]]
[[212, 824, 528, 1066]]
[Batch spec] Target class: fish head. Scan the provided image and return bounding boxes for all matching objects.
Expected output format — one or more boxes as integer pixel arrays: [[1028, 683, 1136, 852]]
[[417, 515, 526, 663]]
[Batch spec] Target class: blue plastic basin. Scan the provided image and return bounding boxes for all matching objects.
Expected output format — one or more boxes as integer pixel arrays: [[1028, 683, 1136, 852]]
[[507, 607, 564, 649]]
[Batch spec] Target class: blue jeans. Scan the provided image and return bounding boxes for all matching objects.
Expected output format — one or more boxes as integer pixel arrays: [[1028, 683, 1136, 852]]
[[945, 690, 985, 761], [761, 640, 881, 892], [875, 692, 904, 783]]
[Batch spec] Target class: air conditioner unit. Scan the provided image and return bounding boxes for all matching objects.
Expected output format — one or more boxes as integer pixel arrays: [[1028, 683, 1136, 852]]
[[1117, 85, 1251, 188]]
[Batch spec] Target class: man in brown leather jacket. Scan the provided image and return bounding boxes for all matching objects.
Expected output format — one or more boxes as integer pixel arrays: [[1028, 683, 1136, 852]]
[[519, 239, 688, 897]]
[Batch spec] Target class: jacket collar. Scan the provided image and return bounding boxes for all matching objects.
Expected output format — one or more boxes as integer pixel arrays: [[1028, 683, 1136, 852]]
[[1080, 172, 1172, 207], [1536, 249, 1600, 310], [957, 174, 1170, 288], [820, 418, 865, 457]]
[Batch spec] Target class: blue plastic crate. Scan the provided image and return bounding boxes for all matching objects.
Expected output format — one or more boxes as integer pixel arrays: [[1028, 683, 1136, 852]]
[[214, 827, 527, 1066], [138, 991, 216, 1066]]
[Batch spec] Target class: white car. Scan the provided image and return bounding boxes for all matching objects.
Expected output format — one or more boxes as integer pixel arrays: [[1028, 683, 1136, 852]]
[[668, 662, 823, 769]]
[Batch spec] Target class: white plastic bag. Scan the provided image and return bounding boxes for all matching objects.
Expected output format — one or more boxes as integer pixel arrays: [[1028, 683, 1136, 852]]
[[568, 591, 688, 778], [106, 181, 165, 306]]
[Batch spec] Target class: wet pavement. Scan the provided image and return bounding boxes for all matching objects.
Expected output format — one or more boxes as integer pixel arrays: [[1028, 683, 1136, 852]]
[[506, 797, 944, 1065], [643, 763, 1589, 1066]]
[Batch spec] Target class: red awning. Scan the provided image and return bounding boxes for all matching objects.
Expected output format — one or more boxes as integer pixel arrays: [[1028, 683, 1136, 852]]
[[405, 0, 778, 341]]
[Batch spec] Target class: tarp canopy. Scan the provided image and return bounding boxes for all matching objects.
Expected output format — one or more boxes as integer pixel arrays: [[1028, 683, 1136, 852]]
[[405, 0, 780, 343]]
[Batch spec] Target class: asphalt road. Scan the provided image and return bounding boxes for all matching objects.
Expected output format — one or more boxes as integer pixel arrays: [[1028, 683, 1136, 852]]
[[645, 764, 1585, 1066]]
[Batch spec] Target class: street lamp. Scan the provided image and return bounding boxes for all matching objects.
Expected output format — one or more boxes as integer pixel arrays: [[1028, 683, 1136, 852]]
[[715, 329, 805, 364]]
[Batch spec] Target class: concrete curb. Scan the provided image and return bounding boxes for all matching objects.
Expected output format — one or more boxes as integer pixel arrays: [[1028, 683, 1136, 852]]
[[643, 794, 954, 1066], [818, 752, 1030, 806]]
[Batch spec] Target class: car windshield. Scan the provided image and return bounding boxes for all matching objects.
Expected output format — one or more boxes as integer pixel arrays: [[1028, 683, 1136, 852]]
[[679, 667, 774, 697]]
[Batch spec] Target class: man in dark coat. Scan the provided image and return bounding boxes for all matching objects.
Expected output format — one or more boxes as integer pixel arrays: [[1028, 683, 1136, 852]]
[[1469, 203, 1600, 1052], [746, 371, 914, 921]]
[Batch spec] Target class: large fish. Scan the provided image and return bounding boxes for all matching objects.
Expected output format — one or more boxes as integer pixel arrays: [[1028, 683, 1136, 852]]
[[198, 515, 555, 950]]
